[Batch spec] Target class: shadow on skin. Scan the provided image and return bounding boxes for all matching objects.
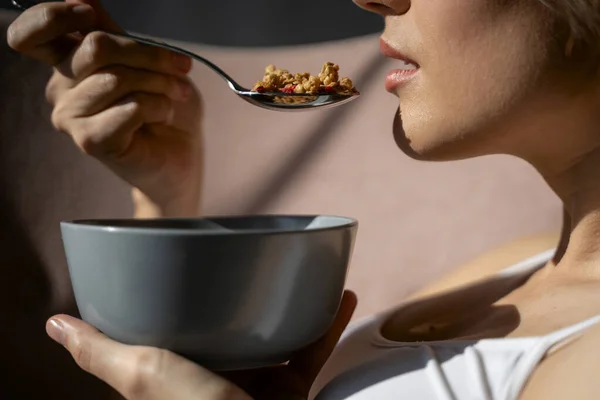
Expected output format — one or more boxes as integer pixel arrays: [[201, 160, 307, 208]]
[[316, 272, 530, 399], [382, 271, 528, 342]]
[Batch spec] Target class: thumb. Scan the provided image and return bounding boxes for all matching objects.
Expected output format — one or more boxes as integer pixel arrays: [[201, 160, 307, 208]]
[[45, 315, 244, 400], [65, 0, 123, 32]]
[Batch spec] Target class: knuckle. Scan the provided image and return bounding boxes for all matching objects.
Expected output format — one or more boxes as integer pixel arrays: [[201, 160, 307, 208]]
[[148, 94, 173, 121], [50, 103, 68, 133], [45, 92, 54, 108], [49, 108, 61, 130], [74, 126, 103, 156], [68, 332, 93, 373], [45, 72, 64, 105], [122, 95, 144, 118], [61, 118, 103, 156], [76, 137, 100, 157], [45, 82, 56, 106], [81, 31, 113, 68], [96, 69, 126, 94], [124, 348, 166, 399]]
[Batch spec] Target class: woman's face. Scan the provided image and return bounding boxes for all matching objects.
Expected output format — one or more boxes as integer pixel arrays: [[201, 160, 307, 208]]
[[355, 0, 584, 162]]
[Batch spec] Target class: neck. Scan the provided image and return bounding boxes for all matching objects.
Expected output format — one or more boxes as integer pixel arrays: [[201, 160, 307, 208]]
[[542, 146, 600, 279]]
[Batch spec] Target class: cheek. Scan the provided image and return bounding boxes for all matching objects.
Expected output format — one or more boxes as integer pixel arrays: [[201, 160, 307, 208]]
[[395, 1, 556, 158]]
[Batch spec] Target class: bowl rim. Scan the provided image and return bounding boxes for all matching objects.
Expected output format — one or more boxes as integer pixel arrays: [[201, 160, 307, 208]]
[[60, 214, 358, 236]]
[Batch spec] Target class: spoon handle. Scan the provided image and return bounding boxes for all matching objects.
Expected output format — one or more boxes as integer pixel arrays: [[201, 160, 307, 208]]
[[103, 31, 244, 91], [10, 0, 245, 91]]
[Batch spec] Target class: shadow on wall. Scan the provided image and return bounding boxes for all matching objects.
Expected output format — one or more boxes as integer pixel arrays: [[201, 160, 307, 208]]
[[243, 52, 388, 214]]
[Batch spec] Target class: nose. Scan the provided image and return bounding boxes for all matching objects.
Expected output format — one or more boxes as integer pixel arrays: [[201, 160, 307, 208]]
[[353, 0, 410, 16]]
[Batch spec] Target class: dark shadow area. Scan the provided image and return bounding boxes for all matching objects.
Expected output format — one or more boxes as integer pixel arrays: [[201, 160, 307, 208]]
[[0, 193, 80, 399], [381, 269, 529, 342], [0, 16, 126, 399], [243, 52, 389, 214]]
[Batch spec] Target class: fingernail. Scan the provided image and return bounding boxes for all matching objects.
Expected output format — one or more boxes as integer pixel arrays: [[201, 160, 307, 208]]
[[47, 318, 66, 346], [179, 81, 193, 99], [72, 4, 93, 14], [173, 53, 192, 73]]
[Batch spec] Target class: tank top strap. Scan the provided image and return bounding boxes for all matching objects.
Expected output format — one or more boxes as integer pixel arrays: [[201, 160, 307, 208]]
[[543, 314, 600, 351], [495, 249, 556, 277]]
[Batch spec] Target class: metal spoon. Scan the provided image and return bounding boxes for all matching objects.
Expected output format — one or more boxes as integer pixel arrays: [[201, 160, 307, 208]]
[[11, 0, 360, 112]]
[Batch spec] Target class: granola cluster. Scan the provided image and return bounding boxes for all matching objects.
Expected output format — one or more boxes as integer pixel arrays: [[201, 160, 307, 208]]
[[252, 62, 356, 95]]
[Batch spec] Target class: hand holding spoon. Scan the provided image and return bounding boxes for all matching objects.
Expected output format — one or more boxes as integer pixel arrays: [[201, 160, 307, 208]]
[[11, 0, 360, 112]]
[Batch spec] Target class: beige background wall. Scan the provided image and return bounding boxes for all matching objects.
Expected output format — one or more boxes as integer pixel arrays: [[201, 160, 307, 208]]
[[1, 10, 562, 321]]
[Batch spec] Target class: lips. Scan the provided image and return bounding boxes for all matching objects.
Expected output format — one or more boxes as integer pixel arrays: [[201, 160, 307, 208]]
[[380, 38, 419, 92], [379, 38, 419, 68]]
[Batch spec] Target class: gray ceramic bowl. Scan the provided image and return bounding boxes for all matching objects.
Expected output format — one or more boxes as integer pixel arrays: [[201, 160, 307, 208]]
[[60, 215, 357, 370]]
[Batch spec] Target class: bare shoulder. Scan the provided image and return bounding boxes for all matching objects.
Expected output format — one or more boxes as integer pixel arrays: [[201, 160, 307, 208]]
[[409, 231, 559, 301], [520, 322, 600, 400]]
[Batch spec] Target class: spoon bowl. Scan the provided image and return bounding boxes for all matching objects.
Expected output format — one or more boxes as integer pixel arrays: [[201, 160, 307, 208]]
[[238, 90, 360, 111], [12, 0, 361, 112]]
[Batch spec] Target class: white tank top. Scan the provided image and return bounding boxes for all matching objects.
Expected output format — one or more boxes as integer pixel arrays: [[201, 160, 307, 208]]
[[311, 249, 600, 400]]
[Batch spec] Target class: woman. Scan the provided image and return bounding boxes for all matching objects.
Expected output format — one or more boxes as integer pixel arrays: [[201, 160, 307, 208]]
[[7, 0, 600, 398]]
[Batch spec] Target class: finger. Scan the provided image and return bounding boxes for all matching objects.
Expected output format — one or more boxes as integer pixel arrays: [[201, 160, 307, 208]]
[[45, 70, 72, 106], [54, 66, 193, 116], [58, 31, 193, 81], [53, 92, 174, 159], [66, 0, 123, 32], [221, 291, 358, 399], [288, 290, 358, 384], [46, 314, 139, 395], [7, 2, 96, 64], [46, 315, 250, 400]]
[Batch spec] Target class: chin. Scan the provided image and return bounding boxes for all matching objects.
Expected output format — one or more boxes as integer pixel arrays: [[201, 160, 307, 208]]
[[392, 109, 442, 161], [392, 109, 487, 162]]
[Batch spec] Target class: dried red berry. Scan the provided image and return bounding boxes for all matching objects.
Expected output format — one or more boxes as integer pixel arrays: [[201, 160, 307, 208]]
[[280, 85, 297, 94]]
